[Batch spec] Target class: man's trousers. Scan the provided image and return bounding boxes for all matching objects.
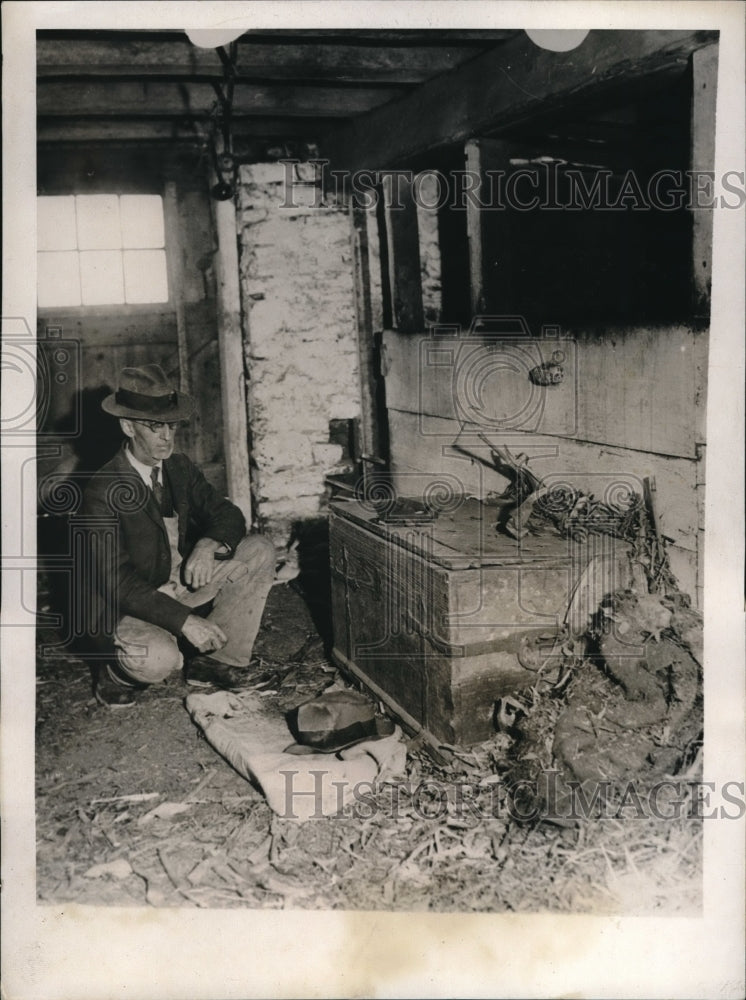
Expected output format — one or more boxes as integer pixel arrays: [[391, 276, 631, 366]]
[[112, 535, 275, 685]]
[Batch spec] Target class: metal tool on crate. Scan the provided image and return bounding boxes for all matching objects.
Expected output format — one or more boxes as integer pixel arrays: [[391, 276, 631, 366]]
[[477, 434, 547, 540], [450, 429, 545, 539]]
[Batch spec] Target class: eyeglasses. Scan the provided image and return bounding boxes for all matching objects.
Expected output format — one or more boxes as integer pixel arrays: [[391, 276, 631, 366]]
[[132, 419, 183, 432]]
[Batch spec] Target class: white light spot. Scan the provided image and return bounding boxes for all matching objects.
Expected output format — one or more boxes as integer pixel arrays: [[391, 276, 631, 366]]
[[525, 30, 590, 52], [185, 28, 245, 48]]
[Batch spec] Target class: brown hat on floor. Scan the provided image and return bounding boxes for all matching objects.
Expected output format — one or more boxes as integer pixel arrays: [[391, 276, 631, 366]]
[[102, 364, 193, 422], [284, 689, 395, 755]]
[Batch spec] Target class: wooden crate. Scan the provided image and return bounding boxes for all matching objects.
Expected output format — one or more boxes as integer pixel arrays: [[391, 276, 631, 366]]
[[329, 498, 625, 746]]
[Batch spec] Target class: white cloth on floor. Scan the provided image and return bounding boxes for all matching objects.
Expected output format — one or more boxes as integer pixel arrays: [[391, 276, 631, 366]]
[[185, 690, 407, 821]]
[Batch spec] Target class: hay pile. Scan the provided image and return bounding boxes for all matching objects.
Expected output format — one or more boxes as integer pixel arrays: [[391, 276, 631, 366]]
[[491, 480, 704, 905], [35, 643, 703, 915]]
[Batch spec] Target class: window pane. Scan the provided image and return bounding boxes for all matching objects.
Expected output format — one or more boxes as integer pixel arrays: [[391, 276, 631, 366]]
[[123, 249, 169, 303], [76, 194, 122, 250], [80, 250, 124, 304], [38, 251, 81, 307], [120, 195, 165, 248], [38, 196, 77, 251]]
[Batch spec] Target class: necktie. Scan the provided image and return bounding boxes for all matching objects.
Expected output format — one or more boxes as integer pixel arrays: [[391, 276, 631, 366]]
[[150, 466, 164, 511]]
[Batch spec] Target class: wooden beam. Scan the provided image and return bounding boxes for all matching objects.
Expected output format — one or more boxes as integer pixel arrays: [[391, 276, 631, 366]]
[[37, 28, 517, 45], [238, 30, 516, 43], [351, 204, 387, 460], [163, 182, 190, 395], [689, 43, 718, 318], [211, 191, 253, 523], [37, 79, 406, 118], [465, 140, 485, 317], [382, 173, 423, 332], [324, 30, 719, 171], [35, 308, 179, 347], [465, 139, 524, 316], [36, 38, 487, 84], [37, 119, 210, 145], [36, 116, 328, 144]]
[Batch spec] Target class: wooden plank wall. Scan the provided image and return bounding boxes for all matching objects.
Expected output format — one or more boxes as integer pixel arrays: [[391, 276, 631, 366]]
[[383, 324, 707, 606], [373, 44, 717, 609]]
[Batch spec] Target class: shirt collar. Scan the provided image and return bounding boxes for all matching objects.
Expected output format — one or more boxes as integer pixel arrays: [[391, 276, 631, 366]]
[[124, 444, 162, 486]]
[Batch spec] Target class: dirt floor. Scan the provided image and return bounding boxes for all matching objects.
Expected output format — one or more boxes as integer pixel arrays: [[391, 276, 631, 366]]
[[36, 567, 703, 914]]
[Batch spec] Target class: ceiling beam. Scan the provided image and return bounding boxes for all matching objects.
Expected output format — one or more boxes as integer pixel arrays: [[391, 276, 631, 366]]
[[36, 80, 406, 118], [36, 28, 517, 46], [322, 29, 718, 171], [37, 38, 492, 84], [36, 116, 330, 143], [239, 30, 516, 43]]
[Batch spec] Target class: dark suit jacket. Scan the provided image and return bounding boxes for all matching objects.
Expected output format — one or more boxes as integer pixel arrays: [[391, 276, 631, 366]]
[[81, 447, 246, 637]]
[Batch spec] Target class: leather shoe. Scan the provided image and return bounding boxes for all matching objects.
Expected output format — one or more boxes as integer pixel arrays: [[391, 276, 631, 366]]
[[185, 655, 248, 691], [93, 664, 138, 709]]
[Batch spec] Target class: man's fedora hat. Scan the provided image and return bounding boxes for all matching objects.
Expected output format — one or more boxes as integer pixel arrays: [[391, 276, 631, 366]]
[[102, 364, 193, 421], [284, 689, 396, 755]]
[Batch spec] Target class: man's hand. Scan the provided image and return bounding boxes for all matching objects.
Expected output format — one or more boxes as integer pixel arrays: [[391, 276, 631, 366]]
[[181, 614, 227, 653], [183, 538, 227, 589]]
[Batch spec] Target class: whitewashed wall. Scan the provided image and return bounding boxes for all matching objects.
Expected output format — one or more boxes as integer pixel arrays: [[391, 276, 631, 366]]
[[238, 163, 361, 542]]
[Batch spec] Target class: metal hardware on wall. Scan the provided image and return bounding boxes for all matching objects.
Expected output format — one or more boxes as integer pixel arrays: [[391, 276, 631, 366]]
[[529, 350, 566, 386], [209, 41, 239, 200], [184, 29, 244, 199]]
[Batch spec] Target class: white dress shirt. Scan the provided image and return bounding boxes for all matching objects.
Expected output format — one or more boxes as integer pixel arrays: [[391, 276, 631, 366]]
[[124, 446, 163, 489]]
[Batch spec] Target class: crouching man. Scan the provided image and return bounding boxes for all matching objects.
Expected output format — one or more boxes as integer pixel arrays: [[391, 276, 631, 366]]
[[80, 363, 275, 707]]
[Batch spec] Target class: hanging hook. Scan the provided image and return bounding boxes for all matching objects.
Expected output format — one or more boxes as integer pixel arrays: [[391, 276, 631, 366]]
[[210, 41, 239, 199]]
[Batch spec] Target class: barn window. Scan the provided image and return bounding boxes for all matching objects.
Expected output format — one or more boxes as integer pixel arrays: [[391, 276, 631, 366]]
[[37, 194, 169, 307]]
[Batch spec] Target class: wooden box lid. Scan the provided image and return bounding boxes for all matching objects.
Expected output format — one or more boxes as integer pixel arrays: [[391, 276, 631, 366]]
[[330, 498, 587, 570]]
